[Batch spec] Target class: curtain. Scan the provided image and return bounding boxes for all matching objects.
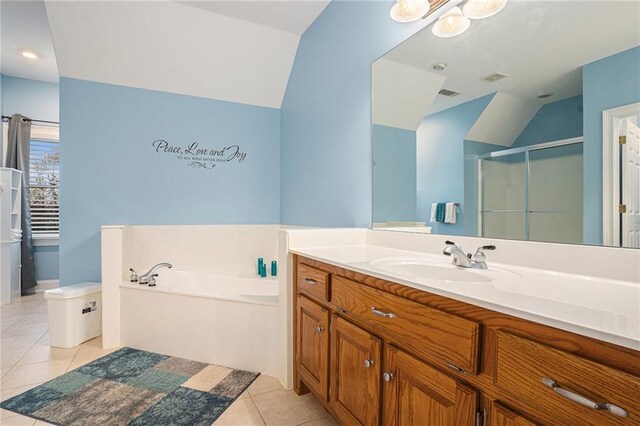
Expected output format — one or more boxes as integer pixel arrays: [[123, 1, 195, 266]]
[[4, 114, 38, 294]]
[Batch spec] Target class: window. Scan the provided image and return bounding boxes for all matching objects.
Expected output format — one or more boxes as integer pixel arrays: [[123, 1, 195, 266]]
[[29, 126, 59, 236]]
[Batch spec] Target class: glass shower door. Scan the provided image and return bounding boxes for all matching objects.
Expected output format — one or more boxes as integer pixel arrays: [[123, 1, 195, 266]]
[[481, 152, 527, 240], [528, 143, 583, 244]]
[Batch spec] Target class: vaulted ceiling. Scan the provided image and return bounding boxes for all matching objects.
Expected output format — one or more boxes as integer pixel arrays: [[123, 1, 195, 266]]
[[3, 1, 329, 109]]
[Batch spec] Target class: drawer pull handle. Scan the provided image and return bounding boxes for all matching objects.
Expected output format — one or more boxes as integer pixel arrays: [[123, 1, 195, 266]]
[[315, 326, 324, 334], [364, 359, 374, 369], [383, 372, 394, 382], [541, 378, 628, 418], [303, 278, 317, 286], [446, 363, 468, 375], [371, 307, 396, 319]]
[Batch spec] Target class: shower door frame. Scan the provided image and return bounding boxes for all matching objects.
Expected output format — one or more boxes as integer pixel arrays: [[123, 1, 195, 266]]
[[477, 136, 584, 240]]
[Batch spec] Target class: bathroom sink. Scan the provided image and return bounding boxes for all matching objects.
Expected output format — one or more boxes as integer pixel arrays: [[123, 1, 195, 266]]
[[369, 257, 511, 283]]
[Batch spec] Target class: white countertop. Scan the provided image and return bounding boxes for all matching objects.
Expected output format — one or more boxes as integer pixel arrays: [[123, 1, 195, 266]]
[[291, 244, 640, 351]]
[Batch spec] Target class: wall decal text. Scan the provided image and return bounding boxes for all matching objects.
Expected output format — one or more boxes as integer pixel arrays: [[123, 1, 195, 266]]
[[152, 140, 247, 170]]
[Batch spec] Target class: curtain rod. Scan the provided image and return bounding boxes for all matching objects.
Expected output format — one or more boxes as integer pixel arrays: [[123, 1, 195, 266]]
[[1, 115, 59, 125]]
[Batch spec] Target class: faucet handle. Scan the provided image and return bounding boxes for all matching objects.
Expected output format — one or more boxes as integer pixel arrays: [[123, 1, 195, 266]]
[[148, 274, 158, 287], [129, 268, 138, 283], [472, 244, 496, 262], [481, 245, 496, 251]]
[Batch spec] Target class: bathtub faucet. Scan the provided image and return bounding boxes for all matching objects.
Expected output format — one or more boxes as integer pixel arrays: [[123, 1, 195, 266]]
[[139, 263, 173, 284]]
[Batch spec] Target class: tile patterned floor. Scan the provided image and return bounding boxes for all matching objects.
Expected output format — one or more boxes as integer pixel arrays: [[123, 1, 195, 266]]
[[1, 292, 337, 426]]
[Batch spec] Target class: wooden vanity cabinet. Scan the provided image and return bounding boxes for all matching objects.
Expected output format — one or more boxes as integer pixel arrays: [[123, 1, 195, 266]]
[[296, 295, 330, 401], [488, 401, 539, 426], [383, 345, 478, 425], [331, 315, 382, 426], [293, 256, 640, 426]]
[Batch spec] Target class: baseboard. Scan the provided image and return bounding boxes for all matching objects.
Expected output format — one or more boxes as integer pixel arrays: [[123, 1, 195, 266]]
[[36, 279, 60, 291]]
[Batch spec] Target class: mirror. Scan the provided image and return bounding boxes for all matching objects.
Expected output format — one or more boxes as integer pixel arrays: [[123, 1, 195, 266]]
[[372, 0, 640, 248]]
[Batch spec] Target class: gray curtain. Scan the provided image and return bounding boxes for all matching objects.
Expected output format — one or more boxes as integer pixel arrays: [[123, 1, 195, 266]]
[[4, 114, 38, 294]]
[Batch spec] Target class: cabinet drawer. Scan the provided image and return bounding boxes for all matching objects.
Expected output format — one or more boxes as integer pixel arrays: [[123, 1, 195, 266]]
[[332, 276, 480, 374], [297, 264, 329, 303], [495, 331, 640, 426]]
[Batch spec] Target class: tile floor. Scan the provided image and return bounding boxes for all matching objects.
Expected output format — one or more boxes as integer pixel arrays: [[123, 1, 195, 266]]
[[1, 292, 337, 426]]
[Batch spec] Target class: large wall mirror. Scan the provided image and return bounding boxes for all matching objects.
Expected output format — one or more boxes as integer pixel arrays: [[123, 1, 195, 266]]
[[372, 0, 640, 248]]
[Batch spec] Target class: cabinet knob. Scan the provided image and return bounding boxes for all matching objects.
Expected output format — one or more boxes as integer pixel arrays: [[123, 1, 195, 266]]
[[383, 372, 394, 382], [364, 359, 374, 369], [370, 307, 396, 319], [315, 326, 324, 334]]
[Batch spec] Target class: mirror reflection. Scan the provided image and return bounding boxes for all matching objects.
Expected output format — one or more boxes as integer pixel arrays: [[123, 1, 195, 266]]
[[372, 0, 640, 248]]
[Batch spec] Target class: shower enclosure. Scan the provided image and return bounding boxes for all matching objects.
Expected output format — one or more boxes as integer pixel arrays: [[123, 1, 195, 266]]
[[477, 138, 584, 244]]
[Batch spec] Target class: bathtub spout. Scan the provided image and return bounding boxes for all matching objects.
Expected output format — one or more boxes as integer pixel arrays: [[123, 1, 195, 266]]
[[139, 263, 172, 284]]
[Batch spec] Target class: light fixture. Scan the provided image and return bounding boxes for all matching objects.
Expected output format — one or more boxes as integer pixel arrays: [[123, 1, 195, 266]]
[[432, 63, 448, 71], [463, 0, 508, 20], [20, 49, 40, 60], [538, 92, 554, 99], [390, 0, 430, 23], [432, 7, 470, 38]]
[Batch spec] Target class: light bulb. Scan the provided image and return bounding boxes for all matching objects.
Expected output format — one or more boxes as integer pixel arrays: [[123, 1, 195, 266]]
[[20, 49, 40, 60], [463, 0, 508, 20], [432, 7, 471, 38], [390, 0, 430, 23]]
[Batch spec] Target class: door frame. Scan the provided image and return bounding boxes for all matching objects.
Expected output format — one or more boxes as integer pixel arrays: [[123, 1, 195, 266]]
[[602, 102, 640, 246]]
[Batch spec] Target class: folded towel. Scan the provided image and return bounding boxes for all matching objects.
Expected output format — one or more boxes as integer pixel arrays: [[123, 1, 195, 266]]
[[436, 203, 446, 223], [430, 203, 438, 223], [445, 202, 457, 224]]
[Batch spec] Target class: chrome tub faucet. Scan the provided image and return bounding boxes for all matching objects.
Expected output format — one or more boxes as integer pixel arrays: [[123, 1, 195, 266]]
[[130, 262, 173, 285], [443, 241, 495, 269]]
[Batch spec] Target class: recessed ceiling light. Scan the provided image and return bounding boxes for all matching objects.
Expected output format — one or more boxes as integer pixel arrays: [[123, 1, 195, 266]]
[[20, 49, 40, 60], [432, 63, 448, 72], [463, 0, 508, 20], [432, 7, 471, 38], [538, 92, 554, 99], [390, 0, 430, 23]]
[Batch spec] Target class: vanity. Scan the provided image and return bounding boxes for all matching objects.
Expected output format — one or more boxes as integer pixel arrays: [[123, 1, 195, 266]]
[[289, 243, 640, 426]]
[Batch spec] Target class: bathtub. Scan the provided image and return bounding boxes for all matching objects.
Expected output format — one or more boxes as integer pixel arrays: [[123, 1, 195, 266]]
[[119, 264, 280, 377]]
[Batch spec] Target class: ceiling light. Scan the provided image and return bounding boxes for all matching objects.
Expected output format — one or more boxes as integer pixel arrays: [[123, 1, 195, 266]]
[[538, 92, 554, 99], [390, 0, 430, 23], [20, 49, 40, 60], [432, 7, 470, 38], [463, 0, 508, 20], [432, 63, 448, 71]]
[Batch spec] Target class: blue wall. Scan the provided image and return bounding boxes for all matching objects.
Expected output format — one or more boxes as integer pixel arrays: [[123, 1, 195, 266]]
[[372, 125, 416, 222], [512, 95, 583, 148], [583, 46, 640, 245], [1, 75, 61, 282], [59, 78, 281, 284], [2, 75, 59, 122], [280, 1, 432, 227], [416, 94, 494, 235]]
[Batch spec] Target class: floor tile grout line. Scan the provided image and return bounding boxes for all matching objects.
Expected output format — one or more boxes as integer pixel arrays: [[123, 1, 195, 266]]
[[248, 390, 268, 425]]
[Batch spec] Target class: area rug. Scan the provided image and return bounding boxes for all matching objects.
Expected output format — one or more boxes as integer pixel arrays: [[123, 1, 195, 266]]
[[1, 347, 259, 426]]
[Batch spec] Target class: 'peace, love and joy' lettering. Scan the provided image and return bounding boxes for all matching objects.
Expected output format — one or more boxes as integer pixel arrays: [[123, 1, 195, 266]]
[[152, 140, 247, 170]]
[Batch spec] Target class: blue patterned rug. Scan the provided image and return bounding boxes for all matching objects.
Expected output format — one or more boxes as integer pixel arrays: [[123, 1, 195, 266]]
[[1, 347, 259, 425]]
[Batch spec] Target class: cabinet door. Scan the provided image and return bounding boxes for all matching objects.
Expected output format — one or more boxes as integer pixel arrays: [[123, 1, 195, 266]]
[[331, 315, 381, 426], [489, 401, 539, 426], [296, 295, 330, 401], [383, 345, 478, 426]]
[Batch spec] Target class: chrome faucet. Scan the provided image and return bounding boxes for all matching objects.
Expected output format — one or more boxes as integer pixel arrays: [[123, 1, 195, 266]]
[[138, 263, 172, 284], [443, 241, 495, 269]]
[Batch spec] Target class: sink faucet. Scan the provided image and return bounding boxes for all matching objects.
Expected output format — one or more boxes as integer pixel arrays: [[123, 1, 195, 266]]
[[443, 241, 495, 269], [137, 263, 172, 284]]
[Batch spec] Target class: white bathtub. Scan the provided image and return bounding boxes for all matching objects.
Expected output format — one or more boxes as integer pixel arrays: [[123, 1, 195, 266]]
[[119, 264, 280, 377]]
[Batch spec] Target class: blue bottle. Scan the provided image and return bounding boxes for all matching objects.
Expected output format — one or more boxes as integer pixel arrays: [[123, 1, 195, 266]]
[[260, 263, 267, 278], [271, 260, 277, 276], [257, 258, 264, 275]]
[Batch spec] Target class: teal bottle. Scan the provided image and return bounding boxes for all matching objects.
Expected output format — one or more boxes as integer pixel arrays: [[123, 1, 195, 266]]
[[271, 260, 277, 276]]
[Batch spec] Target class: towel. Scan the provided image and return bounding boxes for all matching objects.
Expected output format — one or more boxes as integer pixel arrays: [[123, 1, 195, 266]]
[[445, 202, 457, 224], [436, 203, 446, 223], [430, 203, 438, 223]]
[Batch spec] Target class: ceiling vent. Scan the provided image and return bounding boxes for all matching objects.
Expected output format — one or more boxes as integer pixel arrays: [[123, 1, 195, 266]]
[[438, 89, 460, 97], [480, 72, 509, 83]]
